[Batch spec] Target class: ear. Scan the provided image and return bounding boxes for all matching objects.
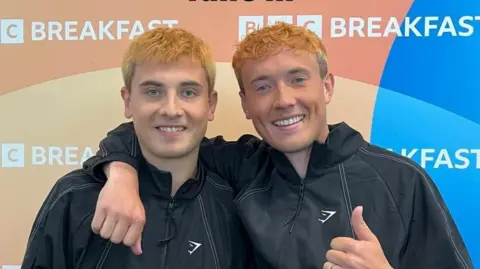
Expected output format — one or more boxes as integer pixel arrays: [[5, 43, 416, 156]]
[[323, 73, 335, 104], [121, 87, 133, 119], [239, 91, 251, 120], [207, 90, 218, 121]]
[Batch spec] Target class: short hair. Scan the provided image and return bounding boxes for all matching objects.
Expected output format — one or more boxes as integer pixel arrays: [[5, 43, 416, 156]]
[[232, 22, 328, 91], [121, 27, 216, 91]]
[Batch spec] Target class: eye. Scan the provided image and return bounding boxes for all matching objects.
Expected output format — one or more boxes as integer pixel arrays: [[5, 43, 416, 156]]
[[292, 77, 307, 84], [182, 88, 197, 98], [256, 85, 271, 93], [146, 88, 162, 97]]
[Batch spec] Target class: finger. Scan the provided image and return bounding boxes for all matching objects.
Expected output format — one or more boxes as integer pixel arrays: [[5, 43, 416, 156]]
[[99, 214, 118, 239], [91, 207, 106, 234], [327, 249, 366, 269], [351, 206, 378, 242], [130, 237, 143, 255], [123, 220, 145, 247], [323, 261, 344, 269], [330, 237, 358, 253], [110, 220, 129, 244], [326, 249, 350, 268]]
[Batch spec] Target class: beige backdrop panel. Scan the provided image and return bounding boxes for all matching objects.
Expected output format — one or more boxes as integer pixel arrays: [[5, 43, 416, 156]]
[[0, 63, 377, 266]]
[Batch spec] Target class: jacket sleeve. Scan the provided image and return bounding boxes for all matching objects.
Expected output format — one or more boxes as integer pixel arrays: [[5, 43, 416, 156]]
[[398, 168, 473, 269], [82, 122, 141, 183], [21, 186, 71, 269], [82, 122, 266, 192], [198, 134, 267, 191]]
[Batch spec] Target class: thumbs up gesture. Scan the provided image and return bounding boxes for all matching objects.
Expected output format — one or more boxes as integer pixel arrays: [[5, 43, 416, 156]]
[[323, 206, 393, 269]]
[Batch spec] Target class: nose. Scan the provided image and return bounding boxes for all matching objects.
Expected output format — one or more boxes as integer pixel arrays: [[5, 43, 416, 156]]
[[274, 84, 296, 109], [160, 91, 183, 117]]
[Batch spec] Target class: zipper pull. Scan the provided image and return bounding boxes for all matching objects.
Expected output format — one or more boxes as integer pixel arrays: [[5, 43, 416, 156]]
[[167, 199, 175, 216], [300, 179, 306, 195]]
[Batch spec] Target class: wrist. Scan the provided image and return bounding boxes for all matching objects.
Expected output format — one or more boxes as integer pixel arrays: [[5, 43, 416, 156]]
[[104, 162, 138, 181]]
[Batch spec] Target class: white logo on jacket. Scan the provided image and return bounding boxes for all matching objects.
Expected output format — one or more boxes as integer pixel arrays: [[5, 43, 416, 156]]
[[318, 210, 336, 223], [188, 240, 202, 255]]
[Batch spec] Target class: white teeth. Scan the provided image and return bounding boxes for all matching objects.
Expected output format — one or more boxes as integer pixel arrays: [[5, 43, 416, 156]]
[[158, 127, 185, 132], [274, 116, 305, 127]]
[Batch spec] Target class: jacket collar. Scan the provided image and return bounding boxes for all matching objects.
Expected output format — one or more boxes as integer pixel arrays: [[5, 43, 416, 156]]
[[139, 159, 206, 200], [270, 122, 365, 183]]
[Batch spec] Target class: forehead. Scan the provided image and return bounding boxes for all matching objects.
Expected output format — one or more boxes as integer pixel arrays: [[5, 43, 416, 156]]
[[132, 57, 208, 86], [241, 48, 319, 82]]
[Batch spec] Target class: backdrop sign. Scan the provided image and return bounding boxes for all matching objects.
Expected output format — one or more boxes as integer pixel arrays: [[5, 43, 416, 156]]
[[0, 0, 478, 267]]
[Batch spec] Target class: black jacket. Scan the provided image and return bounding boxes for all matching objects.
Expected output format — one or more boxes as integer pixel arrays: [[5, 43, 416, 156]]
[[83, 121, 473, 269], [21, 160, 254, 269]]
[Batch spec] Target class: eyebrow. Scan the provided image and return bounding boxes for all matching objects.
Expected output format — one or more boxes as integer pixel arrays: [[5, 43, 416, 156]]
[[139, 80, 165, 88], [287, 67, 309, 75], [249, 67, 310, 85], [179, 80, 203, 88], [139, 80, 203, 88], [250, 75, 271, 85]]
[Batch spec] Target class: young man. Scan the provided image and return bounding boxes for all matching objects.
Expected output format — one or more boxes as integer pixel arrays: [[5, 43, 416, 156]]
[[83, 23, 473, 269], [20, 27, 254, 269]]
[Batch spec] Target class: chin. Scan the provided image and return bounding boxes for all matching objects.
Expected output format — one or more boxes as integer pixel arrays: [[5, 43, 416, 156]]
[[158, 151, 191, 159], [154, 147, 194, 159], [268, 139, 312, 154], [149, 141, 194, 158]]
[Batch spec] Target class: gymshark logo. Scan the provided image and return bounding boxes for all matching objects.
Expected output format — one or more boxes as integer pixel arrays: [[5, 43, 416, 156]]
[[318, 210, 336, 223], [188, 240, 202, 255]]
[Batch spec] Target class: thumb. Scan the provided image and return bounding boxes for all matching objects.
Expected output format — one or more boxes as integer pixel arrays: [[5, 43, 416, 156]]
[[351, 206, 377, 242], [131, 237, 143, 255]]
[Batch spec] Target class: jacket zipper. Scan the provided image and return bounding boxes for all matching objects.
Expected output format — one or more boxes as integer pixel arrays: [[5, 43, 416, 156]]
[[277, 179, 306, 267], [289, 179, 306, 232], [161, 198, 175, 269]]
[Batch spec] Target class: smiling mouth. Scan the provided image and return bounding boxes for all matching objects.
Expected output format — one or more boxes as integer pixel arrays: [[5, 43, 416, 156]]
[[156, 126, 187, 133], [272, 115, 305, 127]]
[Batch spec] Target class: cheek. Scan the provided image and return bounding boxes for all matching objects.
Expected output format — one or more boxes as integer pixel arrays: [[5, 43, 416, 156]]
[[185, 102, 211, 123], [131, 102, 159, 119], [245, 96, 270, 118], [191, 111, 209, 122], [298, 91, 324, 113]]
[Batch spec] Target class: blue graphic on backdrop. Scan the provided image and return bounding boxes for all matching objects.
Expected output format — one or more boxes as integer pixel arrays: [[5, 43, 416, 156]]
[[372, 0, 480, 267]]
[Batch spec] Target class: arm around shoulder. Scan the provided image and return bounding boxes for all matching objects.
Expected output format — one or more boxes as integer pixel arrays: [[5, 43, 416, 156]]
[[199, 134, 267, 191], [82, 122, 141, 182]]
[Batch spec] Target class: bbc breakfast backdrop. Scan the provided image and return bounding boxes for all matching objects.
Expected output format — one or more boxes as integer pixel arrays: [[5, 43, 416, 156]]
[[0, 0, 479, 267]]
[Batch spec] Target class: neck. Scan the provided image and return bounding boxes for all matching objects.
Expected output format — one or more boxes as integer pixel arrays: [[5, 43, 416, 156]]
[[284, 147, 312, 179], [142, 147, 199, 196], [285, 124, 330, 179]]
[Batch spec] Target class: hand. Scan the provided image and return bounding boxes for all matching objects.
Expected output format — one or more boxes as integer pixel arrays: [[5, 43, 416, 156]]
[[324, 206, 393, 269], [91, 162, 145, 255]]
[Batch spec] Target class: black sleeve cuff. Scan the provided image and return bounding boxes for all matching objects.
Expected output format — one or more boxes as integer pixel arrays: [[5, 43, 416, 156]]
[[83, 153, 139, 183]]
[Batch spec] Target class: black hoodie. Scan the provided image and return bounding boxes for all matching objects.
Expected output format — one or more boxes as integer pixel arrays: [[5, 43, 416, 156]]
[[20, 159, 255, 269], [81, 121, 473, 269]]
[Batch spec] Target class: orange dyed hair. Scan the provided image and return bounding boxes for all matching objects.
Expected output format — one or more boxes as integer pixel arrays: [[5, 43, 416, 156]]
[[122, 27, 216, 92], [232, 22, 328, 90]]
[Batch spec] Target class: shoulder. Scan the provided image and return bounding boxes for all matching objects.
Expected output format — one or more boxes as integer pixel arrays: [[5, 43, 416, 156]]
[[354, 143, 436, 209], [354, 144, 433, 224], [29, 169, 102, 235], [356, 143, 427, 184], [45, 169, 102, 213], [201, 134, 264, 148], [202, 167, 236, 195], [52, 169, 102, 196], [201, 134, 270, 158]]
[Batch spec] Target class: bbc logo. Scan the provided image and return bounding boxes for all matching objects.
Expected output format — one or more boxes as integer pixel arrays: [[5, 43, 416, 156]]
[[1, 143, 25, 167], [0, 19, 25, 44], [238, 15, 322, 41]]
